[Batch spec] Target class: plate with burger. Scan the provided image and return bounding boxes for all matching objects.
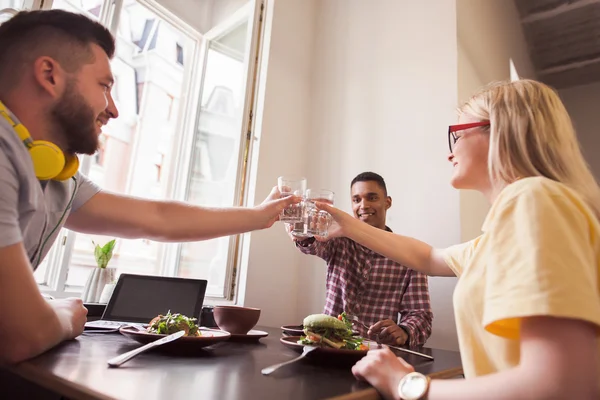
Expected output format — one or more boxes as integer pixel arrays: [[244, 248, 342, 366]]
[[279, 313, 378, 358]]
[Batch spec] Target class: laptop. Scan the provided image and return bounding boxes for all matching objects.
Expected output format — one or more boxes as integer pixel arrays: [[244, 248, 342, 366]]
[[85, 273, 207, 330]]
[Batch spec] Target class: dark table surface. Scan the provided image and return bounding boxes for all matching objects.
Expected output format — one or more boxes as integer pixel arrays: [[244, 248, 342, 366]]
[[4, 326, 462, 400]]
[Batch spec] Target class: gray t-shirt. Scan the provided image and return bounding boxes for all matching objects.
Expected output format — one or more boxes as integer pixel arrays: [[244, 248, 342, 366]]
[[0, 110, 101, 269]]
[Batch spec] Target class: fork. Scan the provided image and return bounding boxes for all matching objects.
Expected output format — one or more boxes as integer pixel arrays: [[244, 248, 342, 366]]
[[347, 314, 382, 346], [348, 314, 370, 331], [261, 346, 317, 375]]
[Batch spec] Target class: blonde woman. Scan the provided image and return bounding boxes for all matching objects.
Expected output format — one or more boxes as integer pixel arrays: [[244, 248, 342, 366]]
[[316, 80, 600, 400]]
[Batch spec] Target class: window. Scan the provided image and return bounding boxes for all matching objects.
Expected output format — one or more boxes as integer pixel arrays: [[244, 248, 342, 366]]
[[176, 43, 184, 65], [0, 1, 24, 24], [51, 0, 104, 19], [28, 0, 264, 302], [177, 23, 251, 298]]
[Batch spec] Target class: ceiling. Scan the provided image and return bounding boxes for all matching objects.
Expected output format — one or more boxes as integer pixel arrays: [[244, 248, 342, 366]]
[[514, 0, 600, 88]]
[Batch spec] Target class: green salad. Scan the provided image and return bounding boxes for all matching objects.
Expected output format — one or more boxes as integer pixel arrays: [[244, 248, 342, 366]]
[[146, 311, 201, 337]]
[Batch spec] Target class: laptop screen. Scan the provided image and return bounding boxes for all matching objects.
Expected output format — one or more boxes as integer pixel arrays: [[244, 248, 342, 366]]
[[102, 274, 207, 324]]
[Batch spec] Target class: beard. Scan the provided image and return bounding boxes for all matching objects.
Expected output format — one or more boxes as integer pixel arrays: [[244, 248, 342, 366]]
[[50, 78, 99, 155]]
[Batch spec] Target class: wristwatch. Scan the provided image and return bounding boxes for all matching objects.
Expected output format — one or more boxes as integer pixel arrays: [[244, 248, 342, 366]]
[[397, 372, 430, 400]]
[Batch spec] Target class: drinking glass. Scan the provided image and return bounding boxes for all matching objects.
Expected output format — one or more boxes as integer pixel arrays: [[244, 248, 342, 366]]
[[290, 220, 312, 238], [304, 189, 334, 237], [278, 176, 306, 223]]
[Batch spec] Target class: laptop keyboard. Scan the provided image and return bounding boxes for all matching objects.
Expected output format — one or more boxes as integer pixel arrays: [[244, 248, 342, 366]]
[[85, 320, 148, 331], [85, 320, 125, 329]]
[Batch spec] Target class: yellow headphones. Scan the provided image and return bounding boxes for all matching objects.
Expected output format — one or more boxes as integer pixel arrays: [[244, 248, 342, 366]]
[[0, 101, 79, 181]]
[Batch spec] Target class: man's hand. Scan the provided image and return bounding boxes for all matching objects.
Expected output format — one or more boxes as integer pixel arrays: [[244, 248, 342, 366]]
[[352, 348, 414, 400], [368, 319, 408, 346], [49, 298, 88, 340], [254, 186, 302, 229]]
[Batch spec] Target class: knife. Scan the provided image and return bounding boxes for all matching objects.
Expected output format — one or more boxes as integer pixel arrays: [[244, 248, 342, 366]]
[[107, 330, 185, 367], [366, 340, 435, 360], [384, 343, 434, 360]]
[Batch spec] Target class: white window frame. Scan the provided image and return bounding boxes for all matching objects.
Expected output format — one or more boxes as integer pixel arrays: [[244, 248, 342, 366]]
[[0, 0, 45, 16], [29, 0, 266, 304], [165, 0, 265, 302]]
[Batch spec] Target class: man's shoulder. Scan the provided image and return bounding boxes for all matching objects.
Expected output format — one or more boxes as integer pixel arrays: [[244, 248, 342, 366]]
[[0, 118, 30, 173], [0, 117, 22, 148]]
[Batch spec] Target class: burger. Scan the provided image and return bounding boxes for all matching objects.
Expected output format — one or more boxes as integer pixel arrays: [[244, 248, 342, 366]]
[[299, 313, 367, 350]]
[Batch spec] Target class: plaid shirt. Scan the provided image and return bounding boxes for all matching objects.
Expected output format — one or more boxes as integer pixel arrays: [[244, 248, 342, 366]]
[[296, 228, 432, 347]]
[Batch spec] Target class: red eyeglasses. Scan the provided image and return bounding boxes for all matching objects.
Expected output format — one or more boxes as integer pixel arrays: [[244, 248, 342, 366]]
[[448, 121, 490, 153]]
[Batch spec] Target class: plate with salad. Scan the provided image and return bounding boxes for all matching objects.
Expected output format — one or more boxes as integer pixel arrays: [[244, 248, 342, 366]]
[[119, 311, 231, 351], [279, 313, 378, 359]]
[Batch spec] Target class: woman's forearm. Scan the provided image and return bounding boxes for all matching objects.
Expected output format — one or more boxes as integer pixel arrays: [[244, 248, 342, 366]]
[[344, 219, 451, 276], [427, 367, 595, 400]]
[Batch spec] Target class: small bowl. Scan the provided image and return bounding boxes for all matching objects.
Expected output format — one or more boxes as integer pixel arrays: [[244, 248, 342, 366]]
[[213, 305, 261, 334]]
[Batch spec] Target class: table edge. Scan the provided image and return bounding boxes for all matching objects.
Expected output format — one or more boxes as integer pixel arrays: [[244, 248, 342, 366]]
[[7, 363, 116, 400]]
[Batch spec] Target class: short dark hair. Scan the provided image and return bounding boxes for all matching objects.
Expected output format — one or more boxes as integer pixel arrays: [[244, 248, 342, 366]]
[[351, 171, 388, 196], [0, 10, 115, 90]]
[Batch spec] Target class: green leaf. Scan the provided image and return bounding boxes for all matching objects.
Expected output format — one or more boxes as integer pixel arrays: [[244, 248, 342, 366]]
[[102, 239, 116, 266], [102, 239, 116, 254], [92, 239, 117, 268], [93, 244, 103, 268]]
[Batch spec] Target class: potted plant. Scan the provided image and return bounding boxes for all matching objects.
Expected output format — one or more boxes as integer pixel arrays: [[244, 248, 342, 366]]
[[81, 239, 117, 303]]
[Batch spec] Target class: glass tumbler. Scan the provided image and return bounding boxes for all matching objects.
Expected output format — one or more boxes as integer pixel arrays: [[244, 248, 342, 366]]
[[304, 189, 334, 237], [278, 176, 306, 223]]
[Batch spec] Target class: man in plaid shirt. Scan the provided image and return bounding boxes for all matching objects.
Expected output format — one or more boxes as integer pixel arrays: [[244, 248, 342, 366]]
[[291, 172, 432, 347]]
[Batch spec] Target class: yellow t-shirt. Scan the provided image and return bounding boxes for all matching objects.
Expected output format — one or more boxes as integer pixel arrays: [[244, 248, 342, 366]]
[[443, 176, 600, 378]]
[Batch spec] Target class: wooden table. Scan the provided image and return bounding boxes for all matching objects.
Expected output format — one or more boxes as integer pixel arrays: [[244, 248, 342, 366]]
[[2, 326, 462, 400]]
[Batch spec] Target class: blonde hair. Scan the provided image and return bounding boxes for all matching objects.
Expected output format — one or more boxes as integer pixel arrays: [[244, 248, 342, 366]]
[[459, 79, 600, 219]]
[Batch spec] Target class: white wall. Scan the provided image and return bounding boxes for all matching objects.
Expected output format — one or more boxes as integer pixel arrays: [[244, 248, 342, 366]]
[[559, 82, 600, 181], [457, 0, 535, 87]]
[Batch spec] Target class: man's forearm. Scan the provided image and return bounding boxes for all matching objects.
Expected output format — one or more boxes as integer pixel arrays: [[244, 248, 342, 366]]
[[0, 244, 72, 364], [150, 201, 265, 242], [399, 311, 432, 347], [67, 192, 269, 242], [0, 303, 67, 364]]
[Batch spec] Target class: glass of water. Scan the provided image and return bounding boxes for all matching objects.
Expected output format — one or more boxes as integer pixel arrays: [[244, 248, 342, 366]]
[[305, 189, 334, 237], [278, 176, 307, 223]]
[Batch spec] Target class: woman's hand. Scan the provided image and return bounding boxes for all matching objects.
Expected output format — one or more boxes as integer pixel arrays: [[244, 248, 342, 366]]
[[352, 348, 415, 400], [313, 202, 356, 241]]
